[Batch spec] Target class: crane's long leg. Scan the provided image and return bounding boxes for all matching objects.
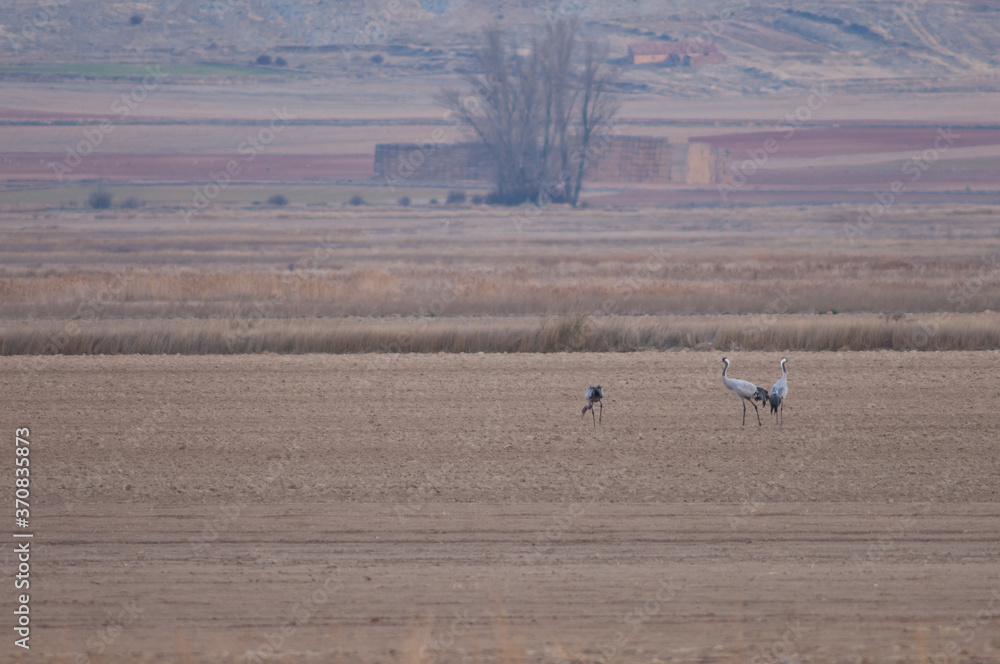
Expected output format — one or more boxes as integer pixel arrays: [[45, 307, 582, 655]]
[[742, 400, 746, 426], [752, 401, 761, 426], [598, 400, 602, 424], [592, 406, 596, 428], [779, 402, 783, 426]]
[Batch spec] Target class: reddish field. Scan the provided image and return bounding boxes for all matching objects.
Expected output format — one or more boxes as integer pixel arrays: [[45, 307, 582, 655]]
[[0, 106, 116, 121], [741, 166, 1000, 187], [689, 126, 1000, 159], [691, 126, 1000, 159]]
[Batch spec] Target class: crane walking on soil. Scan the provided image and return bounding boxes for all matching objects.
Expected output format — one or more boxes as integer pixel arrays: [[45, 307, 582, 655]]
[[582, 386, 603, 427], [721, 358, 765, 426], [769, 357, 788, 425]]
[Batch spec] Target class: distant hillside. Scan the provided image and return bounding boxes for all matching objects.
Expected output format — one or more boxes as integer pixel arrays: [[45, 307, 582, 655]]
[[1, 0, 999, 95]]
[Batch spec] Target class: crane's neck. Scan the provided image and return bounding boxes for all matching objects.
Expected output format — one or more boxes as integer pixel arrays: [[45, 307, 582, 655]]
[[722, 363, 738, 390]]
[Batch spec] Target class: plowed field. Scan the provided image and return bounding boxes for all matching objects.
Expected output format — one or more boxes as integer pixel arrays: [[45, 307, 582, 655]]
[[5, 351, 1000, 663]]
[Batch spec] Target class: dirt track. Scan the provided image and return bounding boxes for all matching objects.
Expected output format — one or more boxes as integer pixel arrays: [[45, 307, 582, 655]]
[[5, 351, 1000, 663]]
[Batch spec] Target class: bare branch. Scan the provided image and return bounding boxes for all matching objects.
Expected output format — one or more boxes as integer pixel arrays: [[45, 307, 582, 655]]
[[439, 19, 619, 206]]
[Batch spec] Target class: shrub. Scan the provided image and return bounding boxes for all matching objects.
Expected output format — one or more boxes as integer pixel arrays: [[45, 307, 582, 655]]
[[471, 195, 484, 205], [483, 187, 564, 206], [370, 54, 384, 64], [120, 196, 143, 209], [397, 196, 411, 206], [274, 56, 287, 67], [429, 198, 438, 205], [485, 190, 531, 205], [267, 194, 288, 206], [88, 189, 112, 209], [446, 190, 466, 204], [256, 54, 272, 66], [129, 13, 144, 25], [348, 195, 365, 206]]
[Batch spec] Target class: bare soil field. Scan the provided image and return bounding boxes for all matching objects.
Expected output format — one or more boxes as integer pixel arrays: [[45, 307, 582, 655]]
[[5, 351, 1000, 663], [0, 152, 373, 182], [590, 188, 1000, 207]]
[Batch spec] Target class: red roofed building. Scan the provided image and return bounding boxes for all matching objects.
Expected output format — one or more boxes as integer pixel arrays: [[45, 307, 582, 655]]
[[628, 41, 726, 66]]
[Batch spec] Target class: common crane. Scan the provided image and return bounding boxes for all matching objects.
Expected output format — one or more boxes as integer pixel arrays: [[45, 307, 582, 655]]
[[769, 357, 788, 425], [582, 385, 603, 427], [721, 358, 763, 426]]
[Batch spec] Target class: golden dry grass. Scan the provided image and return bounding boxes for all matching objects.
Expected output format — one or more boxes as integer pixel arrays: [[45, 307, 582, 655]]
[[4, 313, 999, 355], [3, 254, 1000, 319], [2, 203, 999, 352]]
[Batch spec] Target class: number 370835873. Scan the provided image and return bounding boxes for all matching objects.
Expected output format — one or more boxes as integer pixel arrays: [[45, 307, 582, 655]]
[[15, 428, 30, 524]]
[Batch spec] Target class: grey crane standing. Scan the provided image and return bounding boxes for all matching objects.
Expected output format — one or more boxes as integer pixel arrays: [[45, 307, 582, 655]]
[[721, 358, 765, 426], [769, 357, 788, 425], [582, 385, 603, 427]]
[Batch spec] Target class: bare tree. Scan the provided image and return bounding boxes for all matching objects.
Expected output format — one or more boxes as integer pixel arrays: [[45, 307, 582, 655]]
[[439, 27, 541, 204], [568, 40, 620, 206], [539, 18, 577, 203], [440, 19, 618, 206]]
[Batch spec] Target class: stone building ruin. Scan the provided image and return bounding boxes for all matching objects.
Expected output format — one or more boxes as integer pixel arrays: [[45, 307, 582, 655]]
[[374, 136, 730, 188]]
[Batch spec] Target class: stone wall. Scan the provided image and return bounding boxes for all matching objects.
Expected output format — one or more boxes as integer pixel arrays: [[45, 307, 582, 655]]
[[374, 142, 496, 186], [584, 135, 674, 183], [374, 136, 729, 187]]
